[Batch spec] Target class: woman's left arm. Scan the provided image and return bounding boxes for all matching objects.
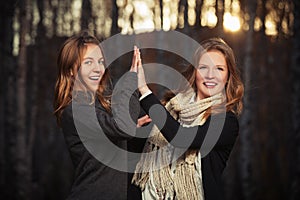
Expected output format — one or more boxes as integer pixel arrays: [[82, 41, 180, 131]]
[[93, 46, 142, 141], [139, 93, 239, 150]]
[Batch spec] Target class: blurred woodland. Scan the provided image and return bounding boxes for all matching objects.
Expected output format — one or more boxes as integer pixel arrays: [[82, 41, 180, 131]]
[[0, 0, 299, 199]]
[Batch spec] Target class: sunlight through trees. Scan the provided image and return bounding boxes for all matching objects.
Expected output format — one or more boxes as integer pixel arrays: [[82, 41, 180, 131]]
[[11, 0, 294, 55]]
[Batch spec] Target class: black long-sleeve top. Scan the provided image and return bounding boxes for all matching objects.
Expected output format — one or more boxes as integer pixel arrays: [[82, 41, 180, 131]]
[[61, 72, 142, 200], [140, 93, 239, 200]]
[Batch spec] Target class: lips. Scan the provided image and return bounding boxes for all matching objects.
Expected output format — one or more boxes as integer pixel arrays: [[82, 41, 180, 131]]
[[89, 76, 100, 81], [203, 82, 217, 87]]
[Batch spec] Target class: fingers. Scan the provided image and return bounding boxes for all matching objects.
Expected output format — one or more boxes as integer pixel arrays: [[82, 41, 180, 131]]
[[136, 46, 142, 69], [130, 45, 140, 72], [137, 115, 152, 128], [129, 46, 150, 95], [130, 46, 136, 72], [137, 51, 142, 67]]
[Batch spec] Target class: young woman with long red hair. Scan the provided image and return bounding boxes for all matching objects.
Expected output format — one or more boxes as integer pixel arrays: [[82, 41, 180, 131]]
[[54, 31, 144, 200], [133, 38, 244, 200]]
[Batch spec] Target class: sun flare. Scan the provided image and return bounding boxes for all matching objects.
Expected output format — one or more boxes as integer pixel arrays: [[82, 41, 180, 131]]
[[223, 12, 241, 32]]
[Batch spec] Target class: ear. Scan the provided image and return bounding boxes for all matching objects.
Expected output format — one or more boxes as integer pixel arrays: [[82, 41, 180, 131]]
[[70, 70, 74, 76]]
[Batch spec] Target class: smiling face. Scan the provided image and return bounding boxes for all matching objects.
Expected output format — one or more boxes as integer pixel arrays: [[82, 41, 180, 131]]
[[195, 50, 228, 100], [75, 44, 105, 92]]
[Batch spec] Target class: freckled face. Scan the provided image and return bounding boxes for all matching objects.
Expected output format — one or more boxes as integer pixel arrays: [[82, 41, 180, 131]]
[[76, 44, 105, 92], [195, 50, 228, 100]]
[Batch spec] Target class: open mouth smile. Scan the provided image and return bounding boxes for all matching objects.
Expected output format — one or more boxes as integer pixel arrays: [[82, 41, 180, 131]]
[[203, 82, 217, 88], [89, 76, 100, 81]]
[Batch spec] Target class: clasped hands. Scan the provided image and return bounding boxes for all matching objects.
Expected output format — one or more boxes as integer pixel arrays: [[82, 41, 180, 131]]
[[130, 46, 152, 127]]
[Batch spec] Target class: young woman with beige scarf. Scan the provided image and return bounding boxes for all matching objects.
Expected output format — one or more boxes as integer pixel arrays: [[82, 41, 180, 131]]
[[132, 38, 244, 200]]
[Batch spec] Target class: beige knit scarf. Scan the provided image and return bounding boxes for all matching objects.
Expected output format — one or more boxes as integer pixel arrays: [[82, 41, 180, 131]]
[[132, 88, 224, 200]]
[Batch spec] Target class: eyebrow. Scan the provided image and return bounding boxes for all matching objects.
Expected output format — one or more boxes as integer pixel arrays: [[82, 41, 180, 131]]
[[83, 57, 104, 60], [198, 64, 226, 67]]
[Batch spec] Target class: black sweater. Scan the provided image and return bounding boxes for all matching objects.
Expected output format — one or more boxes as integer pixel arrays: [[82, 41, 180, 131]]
[[140, 93, 239, 200], [61, 72, 142, 200]]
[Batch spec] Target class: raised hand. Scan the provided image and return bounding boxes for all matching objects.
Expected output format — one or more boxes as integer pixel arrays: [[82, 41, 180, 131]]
[[130, 46, 139, 73], [135, 47, 150, 95]]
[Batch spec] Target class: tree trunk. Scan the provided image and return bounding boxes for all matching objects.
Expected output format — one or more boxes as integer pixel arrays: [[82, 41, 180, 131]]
[[215, 0, 224, 35], [290, 0, 300, 198], [239, 0, 257, 199], [81, 0, 93, 31], [182, 0, 188, 29], [110, 0, 120, 35], [160, 0, 163, 28], [195, 0, 202, 27], [51, 0, 58, 35], [26, 0, 45, 196], [260, 0, 267, 34], [0, 0, 17, 199], [16, 0, 31, 199]]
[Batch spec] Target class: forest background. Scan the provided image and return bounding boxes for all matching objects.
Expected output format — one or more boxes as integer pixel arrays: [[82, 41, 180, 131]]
[[0, 0, 299, 199]]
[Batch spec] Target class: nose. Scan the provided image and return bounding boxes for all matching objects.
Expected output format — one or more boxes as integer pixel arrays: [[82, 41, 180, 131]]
[[93, 62, 104, 73], [205, 68, 215, 79]]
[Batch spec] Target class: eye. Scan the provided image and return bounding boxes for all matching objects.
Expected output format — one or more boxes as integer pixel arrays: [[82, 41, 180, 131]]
[[84, 60, 93, 65], [98, 60, 105, 65], [217, 67, 224, 71], [197, 65, 207, 70]]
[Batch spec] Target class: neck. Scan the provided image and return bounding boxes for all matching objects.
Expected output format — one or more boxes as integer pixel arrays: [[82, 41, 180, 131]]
[[196, 92, 224, 102]]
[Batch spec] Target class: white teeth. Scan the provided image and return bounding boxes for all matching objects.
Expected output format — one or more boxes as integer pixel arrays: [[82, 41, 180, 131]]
[[90, 76, 100, 80], [204, 82, 217, 86]]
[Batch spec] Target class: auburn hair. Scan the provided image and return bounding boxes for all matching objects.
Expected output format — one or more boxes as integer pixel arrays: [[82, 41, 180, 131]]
[[53, 31, 111, 125], [164, 38, 244, 117]]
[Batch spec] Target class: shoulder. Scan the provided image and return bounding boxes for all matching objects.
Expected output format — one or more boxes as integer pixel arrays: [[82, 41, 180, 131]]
[[61, 101, 98, 127], [225, 111, 239, 128], [211, 111, 238, 126], [61, 103, 73, 122], [95, 98, 109, 112], [226, 111, 237, 118], [60, 103, 80, 133], [221, 111, 239, 140]]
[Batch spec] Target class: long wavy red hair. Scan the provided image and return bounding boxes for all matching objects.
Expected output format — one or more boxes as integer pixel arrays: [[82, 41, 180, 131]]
[[53, 31, 111, 125]]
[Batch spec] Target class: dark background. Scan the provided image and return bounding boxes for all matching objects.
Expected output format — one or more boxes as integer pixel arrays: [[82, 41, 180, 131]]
[[0, 0, 299, 199]]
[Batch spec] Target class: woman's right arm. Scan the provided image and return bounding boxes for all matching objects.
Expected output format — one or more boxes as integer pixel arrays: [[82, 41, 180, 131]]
[[135, 47, 238, 150], [96, 72, 140, 141]]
